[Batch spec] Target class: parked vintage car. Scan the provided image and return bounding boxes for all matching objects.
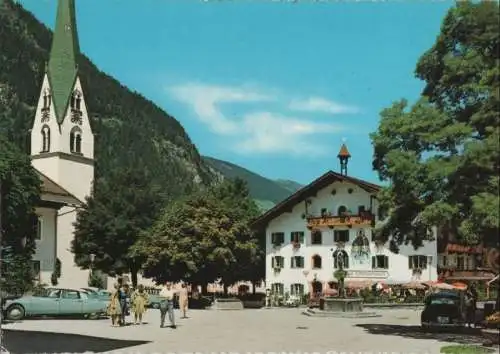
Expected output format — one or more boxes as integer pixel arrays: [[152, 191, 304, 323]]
[[3, 288, 109, 321], [421, 291, 464, 330]]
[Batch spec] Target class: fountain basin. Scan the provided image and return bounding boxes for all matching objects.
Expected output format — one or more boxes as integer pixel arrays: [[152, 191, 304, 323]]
[[321, 296, 364, 312], [302, 297, 381, 318]]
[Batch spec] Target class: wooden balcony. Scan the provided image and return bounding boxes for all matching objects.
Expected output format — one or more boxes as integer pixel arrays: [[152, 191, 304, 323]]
[[307, 212, 374, 228]]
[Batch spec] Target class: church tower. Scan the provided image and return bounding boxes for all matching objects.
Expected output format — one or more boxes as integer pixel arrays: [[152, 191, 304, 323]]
[[30, 0, 94, 288], [337, 143, 350, 176]]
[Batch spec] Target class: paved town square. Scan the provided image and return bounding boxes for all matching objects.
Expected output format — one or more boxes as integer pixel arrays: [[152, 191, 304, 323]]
[[3, 309, 496, 354]]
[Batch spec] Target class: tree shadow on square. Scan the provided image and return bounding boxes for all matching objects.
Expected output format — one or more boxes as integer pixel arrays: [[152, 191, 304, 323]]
[[355, 324, 495, 346], [3, 329, 150, 354]]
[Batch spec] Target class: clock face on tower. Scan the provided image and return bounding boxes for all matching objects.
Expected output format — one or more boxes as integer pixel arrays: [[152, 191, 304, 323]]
[[65, 24, 71, 32]]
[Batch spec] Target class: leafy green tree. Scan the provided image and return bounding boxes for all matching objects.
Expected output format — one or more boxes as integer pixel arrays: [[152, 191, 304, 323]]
[[71, 163, 164, 287], [133, 179, 262, 293], [0, 135, 41, 294], [371, 1, 499, 248], [211, 178, 264, 291]]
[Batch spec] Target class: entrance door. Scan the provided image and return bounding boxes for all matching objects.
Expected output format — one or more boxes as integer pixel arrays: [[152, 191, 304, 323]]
[[58, 289, 83, 315], [312, 281, 322, 295]]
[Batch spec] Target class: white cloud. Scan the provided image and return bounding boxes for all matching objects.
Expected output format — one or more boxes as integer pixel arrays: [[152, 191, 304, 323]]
[[168, 82, 355, 156], [289, 97, 359, 114]]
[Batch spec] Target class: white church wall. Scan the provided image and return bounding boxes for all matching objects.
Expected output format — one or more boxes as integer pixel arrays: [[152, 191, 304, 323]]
[[33, 207, 57, 286]]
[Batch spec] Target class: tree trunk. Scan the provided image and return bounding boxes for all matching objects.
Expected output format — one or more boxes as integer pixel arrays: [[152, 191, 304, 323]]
[[201, 282, 208, 295]]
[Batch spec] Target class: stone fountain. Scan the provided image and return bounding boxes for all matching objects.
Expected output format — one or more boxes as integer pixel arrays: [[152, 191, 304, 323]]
[[303, 252, 380, 318]]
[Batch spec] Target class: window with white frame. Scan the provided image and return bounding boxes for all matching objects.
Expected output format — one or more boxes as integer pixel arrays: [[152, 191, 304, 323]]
[[33, 215, 42, 240], [408, 255, 428, 269], [371, 255, 389, 269], [271, 256, 284, 269], [312, 254, 322, 269], [290, 256, 304, 268], [290, 231, 304, 243], [271, 283, 284, 295], [438, 254, 447, 267], [271, 232, 285, 246], [334, 230, 349, 243], [290, 283, 304, 296], [466, 255, 475, 270], [311, 230, 322, 245], [32, 260, 41, 281]]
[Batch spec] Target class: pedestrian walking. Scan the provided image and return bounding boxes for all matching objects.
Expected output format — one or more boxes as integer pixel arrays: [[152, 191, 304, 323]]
[[132, 284, 149, 325], [119, 283, 130, 326], [158, 282, 176, 328], [179, 283, 189, 319], [107, 283, 122, 327]]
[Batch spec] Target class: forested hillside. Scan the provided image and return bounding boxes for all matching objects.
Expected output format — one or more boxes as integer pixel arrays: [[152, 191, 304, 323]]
[[203, 156, 303, 211], [0, 0, 218, 200]]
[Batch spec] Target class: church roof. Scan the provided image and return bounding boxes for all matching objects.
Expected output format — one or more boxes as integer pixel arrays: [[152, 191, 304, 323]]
[[47, 0, 80, 123], [36, 170, 82, 206], [252, 170, 381, 228]]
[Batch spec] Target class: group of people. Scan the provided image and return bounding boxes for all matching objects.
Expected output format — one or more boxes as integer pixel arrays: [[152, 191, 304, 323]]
[[107, 281, 189, 328]]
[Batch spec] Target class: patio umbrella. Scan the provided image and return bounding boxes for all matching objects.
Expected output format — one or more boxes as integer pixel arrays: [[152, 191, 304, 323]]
[[429, 282, 455, 290], [452, 282, 468, 290], [402, 281, 426, 290], [345, 280, 373, 289]]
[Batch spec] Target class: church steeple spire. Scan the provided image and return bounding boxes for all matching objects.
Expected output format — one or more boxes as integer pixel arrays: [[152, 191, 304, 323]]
[[47, 0, 80, 123]]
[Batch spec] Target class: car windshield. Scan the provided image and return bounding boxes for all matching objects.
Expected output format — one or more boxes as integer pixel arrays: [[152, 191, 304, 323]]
[[429, 297, 459, 306]]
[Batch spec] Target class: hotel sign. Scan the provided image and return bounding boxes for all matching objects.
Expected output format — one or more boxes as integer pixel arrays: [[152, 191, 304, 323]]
[[347, 270, 389, 279]]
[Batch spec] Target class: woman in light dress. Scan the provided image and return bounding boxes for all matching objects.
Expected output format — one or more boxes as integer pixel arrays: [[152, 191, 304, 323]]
[[179, 283, 189, 319], [131, 284, 149, 325], [107, 283, 122, 327]]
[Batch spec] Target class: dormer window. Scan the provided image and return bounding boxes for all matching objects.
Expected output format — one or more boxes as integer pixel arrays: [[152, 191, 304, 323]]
[[41, 125, 50, 153], [70, 126, 82, 154]]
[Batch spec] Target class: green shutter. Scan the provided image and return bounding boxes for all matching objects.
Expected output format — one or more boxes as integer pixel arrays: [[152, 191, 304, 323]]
[[299, 232, 304, 243], [334, 231, 338, 242], [271, 233, 276, 244], [291, 257, 295, 268], [372, 256, 376, 269], [272, 257, 275, 268], [279, 233, 284, 244], [408, 256, 412, 269]]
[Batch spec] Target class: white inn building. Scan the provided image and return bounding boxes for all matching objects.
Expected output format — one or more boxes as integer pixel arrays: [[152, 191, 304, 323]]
[[253, 144, 438, 297]]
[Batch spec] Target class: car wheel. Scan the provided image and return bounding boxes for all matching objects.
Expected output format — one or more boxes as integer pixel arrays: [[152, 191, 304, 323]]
[[152, 303, 160, 309], [7, 304, 25, 321], [87, 313, 100, 320]]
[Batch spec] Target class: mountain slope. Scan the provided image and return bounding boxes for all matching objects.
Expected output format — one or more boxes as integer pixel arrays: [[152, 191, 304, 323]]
[[0, 0, 217, 199], [275, 179, 303, 194], [203, 156, 302, 210]]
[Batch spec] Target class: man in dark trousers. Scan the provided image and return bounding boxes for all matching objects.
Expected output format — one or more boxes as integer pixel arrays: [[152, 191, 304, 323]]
[[158, 282, 176, 328]]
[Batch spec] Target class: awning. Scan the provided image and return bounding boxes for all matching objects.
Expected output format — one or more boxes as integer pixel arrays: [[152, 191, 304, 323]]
[[446, 276, 495, 281]]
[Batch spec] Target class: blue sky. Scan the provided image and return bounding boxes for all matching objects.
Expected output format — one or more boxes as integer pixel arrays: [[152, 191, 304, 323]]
[[22, 0, 453, 185]]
